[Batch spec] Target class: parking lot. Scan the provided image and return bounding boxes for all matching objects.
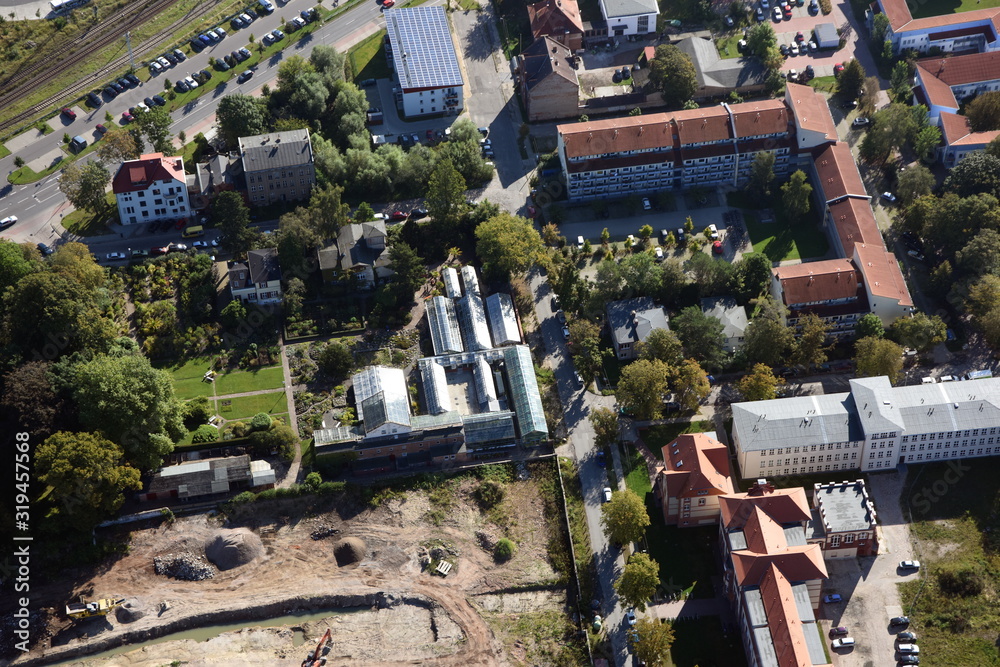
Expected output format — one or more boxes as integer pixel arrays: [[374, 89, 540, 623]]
[[819, 472, 920, 666]]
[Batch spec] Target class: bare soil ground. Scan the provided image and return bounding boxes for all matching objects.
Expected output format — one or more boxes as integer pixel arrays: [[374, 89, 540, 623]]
[[13, 467, 577, 666]]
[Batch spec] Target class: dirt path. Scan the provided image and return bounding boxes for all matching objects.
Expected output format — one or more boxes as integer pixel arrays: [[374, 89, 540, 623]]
[[278, 340, 302, 489]]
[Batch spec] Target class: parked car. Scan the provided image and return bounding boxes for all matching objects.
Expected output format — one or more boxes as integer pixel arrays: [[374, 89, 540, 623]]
[[804, 65, 814, 79], [779, 44, 789, 56], [105, 252, 127, 261], [125, 73, 140, 87], [712, 240, 724, 254], [149, 61, 162, 74], [292, 16, 306, 29], [833, 62, 844, 75], [389, 210, 407, 221], [898, 656, 920, 666], [410, 207, 428, 218], [301, 8, 316, 21], [823, 594, 842, 604], [271, 28, 284, 40], [899, 560, 921, 571], [215, 58, 230, 71], [852, 117, 871, 127], [829, 626, 848, 637], [890, 616, 910, 626], [87, 91, 102, 107], [772, 5, 782, 20], [121, 110, 134, 123], [131, 249, 149, 258], [231, 16, 245, 29], [808, 0, 818, 12], [96, 123, 107, 134], [237, 70, 254, 84], [641, 197, 651, 210], [625, 609, 636, 626], [61, 106, 76, 120], [562, 326, 570, 339], [192, 240, 210, 249], [207, 29, 220, 41], [602, 487, 613, 503], [755, 7, 764, 20], [359, 78, 376, 87], [152, 95, 166, 106], [110, 80, 125, 93], [897, 631, 917, 641], [37, 242, 54, 256], [239, 47, 252, 59], [173, 48, 186, 62], [595, 451, 606, 468], [707, 224, 719, 239], [167, 242, 188, 253], [157, 56, 170, 69], [897, 643, 920, 654], [0, 215, 18, 230], [382, 0, 395, 7], [882, 191, 898, 203], [831, 638, 855, 649], [176, 79, 190, 92]]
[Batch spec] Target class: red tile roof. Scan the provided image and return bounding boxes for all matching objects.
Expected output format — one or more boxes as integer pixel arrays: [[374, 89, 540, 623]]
[[730, 99, 790, 138], [854, 243, 915, 307], [759, 564, 825, 667], [660, 433, 734, 499], [915, 62, 959, 109], [527, 0, 584, 40], [784, 82, 837, 142], [772, 260, 860, 306], [878, 0, 1000, 33], [672, 106, 733, 146], [938, 111, 1000, 147], [112, 152, 185, 194], [812, 142, 868, 203], [828, 197, 882, 257], [719, 486, 812, 529], [560, 116, 677, 159]]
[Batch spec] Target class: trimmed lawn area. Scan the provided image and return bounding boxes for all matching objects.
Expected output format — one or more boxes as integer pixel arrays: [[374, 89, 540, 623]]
[[622, 444, 652, 499], [214, 365, 284, 395], [715, 33, 742, 59], [898, 459, 1000, 667], [646, 518, 718, 599], [215, 391, 287, 420], [910, 0, 1000, 18], [348, 30, 391, 83], [640, 422, 714, 460], [808, 75, 837, 93], [158, 355, 218, 400], [745, 208, 830, 262], [668, 617, 746, 666]]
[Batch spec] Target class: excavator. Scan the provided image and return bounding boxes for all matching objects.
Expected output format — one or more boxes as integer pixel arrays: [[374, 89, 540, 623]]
[[301, 628, 332, 667], [65, 597, 126, 619]]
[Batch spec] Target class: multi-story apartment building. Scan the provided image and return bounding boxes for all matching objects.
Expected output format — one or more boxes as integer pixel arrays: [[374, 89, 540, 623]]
[[556, 99, 793, 200], [719, 481, 831, 667], [732, 376, 1000, 479], [385, 7, 464, 118], [655, 433, 734, 527], [938, 112, 1000, 167], [807, 480, 878, 559], [873, 0, 1000, 55], [516, 37, 580, 122], [112, 153, 191, 225], [915, 51, 1000, 123], [239, 129, 315, 206]]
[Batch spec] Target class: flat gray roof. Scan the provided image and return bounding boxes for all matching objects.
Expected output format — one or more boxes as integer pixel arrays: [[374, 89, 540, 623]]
[[385, 6, 464, 91], [732, 392, 863, 452], [601, 0, 658, 18], [239, 129, 313, 171], [813, 480, 875, 533]]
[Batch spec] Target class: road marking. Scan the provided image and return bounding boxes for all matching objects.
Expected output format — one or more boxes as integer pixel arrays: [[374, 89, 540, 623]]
[[24, 204, 36, 210]]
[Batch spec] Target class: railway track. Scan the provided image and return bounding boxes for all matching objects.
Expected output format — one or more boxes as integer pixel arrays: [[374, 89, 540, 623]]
[[0, 0, 226, 137]]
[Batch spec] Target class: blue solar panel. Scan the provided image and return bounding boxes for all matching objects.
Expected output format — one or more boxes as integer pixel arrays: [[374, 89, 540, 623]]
[[385, 7, 464, 90]]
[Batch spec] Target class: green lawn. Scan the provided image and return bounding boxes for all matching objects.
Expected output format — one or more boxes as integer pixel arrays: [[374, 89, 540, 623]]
[[808, 75, 837, 93], [640, 422, 715, 460], [158, 355, 218, 400], [646, 517, 718, 599], [623, 444, 652, 499], [216, 391, 288, 420], [668, 617, 747, 666], [909, 0, 1000, 19], [348, 30, 391, 83], [745, 208, 830, 262], [214, 365, 284, 395], [897, 458, 1000, 667], [715, 34, 742, 59]]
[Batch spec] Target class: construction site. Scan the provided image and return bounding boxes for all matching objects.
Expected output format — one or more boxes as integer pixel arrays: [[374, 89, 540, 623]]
[[6, 462, 583, 666]]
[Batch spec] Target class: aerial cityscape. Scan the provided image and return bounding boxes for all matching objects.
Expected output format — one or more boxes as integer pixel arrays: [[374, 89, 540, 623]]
[[0, 0, 999, 663]]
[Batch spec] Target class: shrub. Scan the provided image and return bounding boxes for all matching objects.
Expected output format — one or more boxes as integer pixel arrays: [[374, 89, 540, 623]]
[[819, 0, 831, 12], [182, 396, 212, 429], [228, 420, 249, 437], [936, 566, 985, 597], [304, 471, 322, 490], [191, 424, 219, 444], [250, 412, 273, 431], [317, 481, 346, 495], [494, 538, 517, 562], [475, 480, 505, 509]]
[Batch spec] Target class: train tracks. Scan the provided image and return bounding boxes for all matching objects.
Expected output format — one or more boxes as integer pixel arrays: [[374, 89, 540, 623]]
[[0, 0, 226, 136]]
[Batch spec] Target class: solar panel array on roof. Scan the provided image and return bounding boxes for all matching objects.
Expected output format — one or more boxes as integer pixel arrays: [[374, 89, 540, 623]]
[[474, 357, 500, 411], [461, 265, 481, 295], [385, 7, 464, 91], [503, 345, 549, 442], [485, 292, 520, 346], [427, 296, 464, 355], [442, 267, 462, 299], [457, 293, 492, 351], [419, 358, 451, 415]]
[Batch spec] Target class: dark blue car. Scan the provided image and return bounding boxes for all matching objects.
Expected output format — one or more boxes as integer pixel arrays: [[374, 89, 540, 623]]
[[199, 34, 212, 46]]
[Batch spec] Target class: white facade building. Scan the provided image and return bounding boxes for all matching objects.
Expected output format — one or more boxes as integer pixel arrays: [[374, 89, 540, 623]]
[[598, 0, 658, 36], [113, 153, 190, 225], [385, 7, 464, 118]]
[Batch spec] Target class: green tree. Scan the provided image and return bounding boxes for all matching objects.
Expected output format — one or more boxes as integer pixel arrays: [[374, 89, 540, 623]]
[[638, 224, 653, 245], [601, 489, 650, 546], [426, 157, 467, 227], [616, 359, 671, 420], [737, 363, 781, 401], [859, 76, 881, 118], [977, 306, 1000, 350], [389, 242, 426, 297], [220, 298, 247, 329], [191, 424, 219, 443], [59, 161, 111, 213], [944, 152, 1000, 198], [793, 313, 832, 369], [747, 151, 775, 202], [354, 202, 375, 222], [216, 94, 271, 147], [36, 431, 141, 527], [672, 306, 727, 370], [318, 341, 353, 380], [956, 229, 1000, 278], [742, 298, 793, 367], [494, 538, 517, 561], [474, 212, 544, 280], [733, 252, 773, 300], [214, 191, 256, 257], [889, 312, 946, 352], [647, 44, 698, 108], [854, 336, 904, 384], [968, 274, 1000, 318], [636, 327, 684, 366], [631, 617, 675, 667], [249, 423, 298, 459], [130, 105, 174, 154], [967, 91, 1000, 132], [745, 22, 777, 58], [1, 361, 64, 438], [670, 358, 711, 412], [913, 126, 941, 164], [614, 552, 659, 611], [589, 407, 620, 448], [72, 352, 185, 469], [780, 170, 812, 220], [836, 58, 865, 101], [859, 103, 918, 165], [0, 239, 35, 293], [96, 128, 140, 164], [889, 61, 912, 103], [896, 164, 934, 205], [2, 272, 103, 359], [855, 313, 885, 340]]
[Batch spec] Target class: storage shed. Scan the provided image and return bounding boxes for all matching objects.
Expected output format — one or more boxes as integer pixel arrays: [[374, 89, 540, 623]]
[[814, 23, 839, 49]]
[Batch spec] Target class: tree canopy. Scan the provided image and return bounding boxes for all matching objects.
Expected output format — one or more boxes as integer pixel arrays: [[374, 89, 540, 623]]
[[630, 617, 675, 667], [967, 91, 1000, 132], [214, 191, 256, 257], [781, 170, 812, 220], [737, 363, 781, 401], [836, 59, 865, 101], [589, 407, 619, 448], [474, 212, 544, 280], [59, 161, 111, 213], [614, 552, 659, 611], [616, 359, 671, 420], [217, 94, 271, 147], [889, 312, 946, 352], [854, 336, 904, 384], [601, 489, 650, 546], [672, 306, 727, 370], [647, 44, 698, 108]]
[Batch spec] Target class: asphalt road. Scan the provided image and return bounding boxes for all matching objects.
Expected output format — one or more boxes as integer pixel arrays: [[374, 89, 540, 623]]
[[0, 0, 407, 248]]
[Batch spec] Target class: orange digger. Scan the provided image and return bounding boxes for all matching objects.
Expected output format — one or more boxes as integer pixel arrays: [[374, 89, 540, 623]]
[[301, 628, 332, 667]]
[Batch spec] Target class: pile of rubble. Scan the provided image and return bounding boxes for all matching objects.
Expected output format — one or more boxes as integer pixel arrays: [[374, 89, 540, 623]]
[[311, 525, 341, 541], [153, 552, 216, 581]]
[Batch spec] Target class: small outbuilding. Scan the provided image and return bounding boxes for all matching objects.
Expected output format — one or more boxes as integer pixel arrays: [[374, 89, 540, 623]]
[[814, 23, 839, 50]]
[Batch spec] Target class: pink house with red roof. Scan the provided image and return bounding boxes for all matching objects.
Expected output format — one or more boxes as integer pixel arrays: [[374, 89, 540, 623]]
[[112, 153, 191, 226]]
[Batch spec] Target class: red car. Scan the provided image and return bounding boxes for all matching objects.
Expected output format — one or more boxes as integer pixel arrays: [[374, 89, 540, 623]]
[[174, 218, 187, 229], [61, 107, 76, 120], [795, 31, 805, 42], [712, 241, 723, 255], [783, 4, 792, 17], [381, 0, 394, 7], [833, 63, 845, 75], [121, 110, 134, 123], [389, 211, 407, 221], [95, 124, 107, 135]]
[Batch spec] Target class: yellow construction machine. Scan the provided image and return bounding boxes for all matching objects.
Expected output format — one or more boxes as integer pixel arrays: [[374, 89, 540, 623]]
[[65, 597, 126, 619]]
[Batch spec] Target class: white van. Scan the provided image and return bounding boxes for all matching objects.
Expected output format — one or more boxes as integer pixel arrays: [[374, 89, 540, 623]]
[[897, 643, 919, 654], [831, 638, 855, 649], [577, 235, 584, 248]]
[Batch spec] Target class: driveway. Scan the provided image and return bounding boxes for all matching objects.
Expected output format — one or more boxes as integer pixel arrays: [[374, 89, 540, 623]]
[[821, 470, 917, 666]]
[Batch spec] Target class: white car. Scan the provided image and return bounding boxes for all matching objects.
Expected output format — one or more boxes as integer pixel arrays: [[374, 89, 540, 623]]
[[772, 5, 782, 20], [831, 638, 855, 649], [184, 76, 199, 89], [577, 235, 584, 248], [882, 192, 898, 203], [641, 197, 651, 210], [105, 252, 127, 261], [708, 224, 719, 240], [135, 102, 149, 113], [899, 560, 921, 570], [654, 247, 664, 260], [625, 609, 637, 626], [627, 234, 636, 246], [149, 61, 162, 74], [192, 240, 210, 249], [602, 487, 613, 502], [157, 56, 171, 69], [562, 326, 570, 339], [897, 643, 920, 654]]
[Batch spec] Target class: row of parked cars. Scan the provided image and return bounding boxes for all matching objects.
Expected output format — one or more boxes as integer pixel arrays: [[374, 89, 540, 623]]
[[149, 48, 188, 75]]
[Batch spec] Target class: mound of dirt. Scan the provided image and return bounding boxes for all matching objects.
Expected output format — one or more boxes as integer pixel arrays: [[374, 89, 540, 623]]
[[115, 599, 146, 623], [204, 529, 264, 571], [333, 537, 366, 567]]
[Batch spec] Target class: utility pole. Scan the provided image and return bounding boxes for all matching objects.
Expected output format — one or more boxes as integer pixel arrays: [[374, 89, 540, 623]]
[[126, 31, 134, 72]]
